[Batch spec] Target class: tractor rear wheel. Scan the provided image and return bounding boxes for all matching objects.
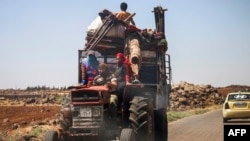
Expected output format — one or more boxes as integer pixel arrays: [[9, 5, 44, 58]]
[[129, 96, 154, 141]]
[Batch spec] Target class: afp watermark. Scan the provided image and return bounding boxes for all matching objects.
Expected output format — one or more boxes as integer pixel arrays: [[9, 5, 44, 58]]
[[224, 125, 250, 141]]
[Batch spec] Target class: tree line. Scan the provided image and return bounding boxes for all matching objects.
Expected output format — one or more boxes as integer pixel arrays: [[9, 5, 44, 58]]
[[26, 85, 67, 90]]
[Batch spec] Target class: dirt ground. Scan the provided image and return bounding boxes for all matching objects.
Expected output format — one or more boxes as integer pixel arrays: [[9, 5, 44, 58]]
[[0, 105, 61, 140], [0, 105, 60, 132]]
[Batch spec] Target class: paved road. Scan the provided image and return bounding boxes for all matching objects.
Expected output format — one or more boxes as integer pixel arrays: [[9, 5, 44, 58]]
[[168, 109, 224, 141], [168, 109, 250, 141]]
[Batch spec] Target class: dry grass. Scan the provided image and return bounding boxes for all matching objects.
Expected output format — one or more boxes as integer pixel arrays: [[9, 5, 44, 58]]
[[167, 104, 223, 122]]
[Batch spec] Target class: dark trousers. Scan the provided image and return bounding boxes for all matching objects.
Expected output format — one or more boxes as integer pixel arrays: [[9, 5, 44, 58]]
[[116, 86, 124, 110]]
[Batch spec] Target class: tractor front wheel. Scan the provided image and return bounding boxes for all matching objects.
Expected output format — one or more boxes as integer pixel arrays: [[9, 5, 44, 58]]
[[120, 128, 136, 141], [44, 130, 59, 141]]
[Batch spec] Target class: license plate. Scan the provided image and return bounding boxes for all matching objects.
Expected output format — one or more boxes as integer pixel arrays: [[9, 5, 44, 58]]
[[80, 107, 92, 117], [234, 102, 247, 108]]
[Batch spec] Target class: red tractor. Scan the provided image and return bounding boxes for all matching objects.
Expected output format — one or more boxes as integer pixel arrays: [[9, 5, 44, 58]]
[[45, 6, 171, 141]]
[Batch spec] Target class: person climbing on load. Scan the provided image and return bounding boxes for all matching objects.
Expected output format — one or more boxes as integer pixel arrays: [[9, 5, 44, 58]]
[[115, 2, 136, 25], [81, 50, 99, 87], [114, 53, 133, 109]]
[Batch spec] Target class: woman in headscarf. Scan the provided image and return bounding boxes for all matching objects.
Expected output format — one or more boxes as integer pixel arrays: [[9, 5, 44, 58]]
[[114, 53, 132, 109], [81, 50, 99, 86]]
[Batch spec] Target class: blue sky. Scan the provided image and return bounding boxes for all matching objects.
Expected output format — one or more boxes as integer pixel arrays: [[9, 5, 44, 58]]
[[0, 0, 250, 89]]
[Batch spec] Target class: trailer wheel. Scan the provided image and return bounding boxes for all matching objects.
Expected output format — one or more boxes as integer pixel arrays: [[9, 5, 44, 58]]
[[44, 130, 59, 141], [129, 96, 154, 141], [120, 128, 136, 141]]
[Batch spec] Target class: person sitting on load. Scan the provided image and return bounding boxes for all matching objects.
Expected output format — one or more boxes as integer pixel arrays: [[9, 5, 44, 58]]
[[81, 50, 99, 87], [115, 2, 136, 25], [92, 62, 117, 92], [92, 62, 118, 119]]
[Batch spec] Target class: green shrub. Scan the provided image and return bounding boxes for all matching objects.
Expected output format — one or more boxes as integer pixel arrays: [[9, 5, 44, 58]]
[[167, 111, 193, 122], [30, 126, 43, 137], [6, 129, 22, 141]]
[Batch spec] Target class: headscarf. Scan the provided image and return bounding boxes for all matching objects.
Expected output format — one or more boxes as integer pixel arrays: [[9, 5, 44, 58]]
[[116, 52, 131, 67], [116, 52, 132, 83], [86, 54, 99, 71]]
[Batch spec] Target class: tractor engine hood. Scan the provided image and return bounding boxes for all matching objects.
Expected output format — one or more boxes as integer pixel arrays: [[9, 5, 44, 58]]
[[70, 86, 110, 105]]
